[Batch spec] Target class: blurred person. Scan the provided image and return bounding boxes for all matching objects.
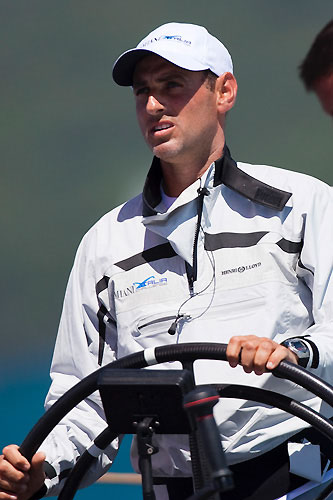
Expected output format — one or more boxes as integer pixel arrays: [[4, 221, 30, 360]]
[[299, 19, 333, 117], [1, 22, 333, 500]]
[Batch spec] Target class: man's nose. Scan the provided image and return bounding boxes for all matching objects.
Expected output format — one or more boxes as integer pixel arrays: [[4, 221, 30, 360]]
[[146, 94, 164, 114]]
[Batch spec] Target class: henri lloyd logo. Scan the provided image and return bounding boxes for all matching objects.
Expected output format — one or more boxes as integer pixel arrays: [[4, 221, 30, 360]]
[[141, 34, 192, 48], [221, 262, 262, 276], [115, 275, 168, 299]]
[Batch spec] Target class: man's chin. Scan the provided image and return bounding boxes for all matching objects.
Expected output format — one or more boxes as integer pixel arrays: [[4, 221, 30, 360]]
[[152, 143, 180, 161]]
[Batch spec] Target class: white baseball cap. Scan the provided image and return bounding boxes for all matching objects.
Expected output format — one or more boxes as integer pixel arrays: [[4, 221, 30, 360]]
[[112, 22, 233, 86]]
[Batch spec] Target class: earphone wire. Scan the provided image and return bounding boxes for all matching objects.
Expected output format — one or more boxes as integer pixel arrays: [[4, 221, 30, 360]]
[[176, 226, 217, 322]]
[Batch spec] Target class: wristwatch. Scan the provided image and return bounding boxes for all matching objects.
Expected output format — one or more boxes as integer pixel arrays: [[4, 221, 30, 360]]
[[281, 338, 310, 368]]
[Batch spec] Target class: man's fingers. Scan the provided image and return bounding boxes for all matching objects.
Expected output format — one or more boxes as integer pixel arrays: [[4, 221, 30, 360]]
[[0, 490, 18, 500], [266, 345, 298, 370], [227, 336, 299, 375], [0, 477, 28, 495], [226, 335, 257, 368], [252, 340, 276, 375], [2, 447, 29, 473], [0, 462, 29, 498], [0, 447, 46, 500], [226, 339, 240, 368], [239, 340, 259, 373], [0, 457, 29, 486], [0, 472, 28, 488]]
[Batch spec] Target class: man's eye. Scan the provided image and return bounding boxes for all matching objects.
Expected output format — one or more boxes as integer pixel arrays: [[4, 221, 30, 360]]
[[135, 87, 148, 96], [167, 81, 180, 89]]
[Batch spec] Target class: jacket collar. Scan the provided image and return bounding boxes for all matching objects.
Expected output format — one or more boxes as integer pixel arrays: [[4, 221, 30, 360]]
[[214, 146, 292, 211], [142, 156, 163, 216], [142, 146, 292, 216]]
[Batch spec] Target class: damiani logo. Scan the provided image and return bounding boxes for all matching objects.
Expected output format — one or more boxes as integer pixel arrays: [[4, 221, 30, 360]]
[[221, 262, 262, 276], [141, 35, 191, 48], [114, 276, 168, 299], [133, 276, 168, 289]]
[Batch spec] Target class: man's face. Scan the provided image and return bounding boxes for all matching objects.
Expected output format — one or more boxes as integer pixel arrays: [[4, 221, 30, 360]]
[[133, 55, 221, 164], [313, 72, 333, 117]]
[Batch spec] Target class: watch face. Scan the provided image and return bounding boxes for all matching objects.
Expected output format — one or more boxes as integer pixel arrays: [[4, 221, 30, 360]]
[[283, 339, 310, 368], [289, 340, 308, 355]]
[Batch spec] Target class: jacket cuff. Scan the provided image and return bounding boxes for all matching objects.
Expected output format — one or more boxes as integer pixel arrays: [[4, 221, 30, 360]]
[[301, 336, 319, 368], [281, 335, 319, 369]]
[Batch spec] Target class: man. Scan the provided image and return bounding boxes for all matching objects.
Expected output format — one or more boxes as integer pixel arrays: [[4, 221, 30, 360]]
[[1, 22, 333, 500], [299, 19, 333, 116]]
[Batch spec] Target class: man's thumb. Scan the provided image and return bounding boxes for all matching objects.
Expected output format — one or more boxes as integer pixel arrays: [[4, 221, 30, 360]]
[[20, 452, 46, 500], [30, 452, 46, 478]]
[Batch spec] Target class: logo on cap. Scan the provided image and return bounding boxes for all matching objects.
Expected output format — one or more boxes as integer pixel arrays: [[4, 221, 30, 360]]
[[141, 34, 191, 48]]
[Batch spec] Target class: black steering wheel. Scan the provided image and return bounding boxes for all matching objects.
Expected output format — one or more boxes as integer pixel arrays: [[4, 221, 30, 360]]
[[19, 342, 333, 500]]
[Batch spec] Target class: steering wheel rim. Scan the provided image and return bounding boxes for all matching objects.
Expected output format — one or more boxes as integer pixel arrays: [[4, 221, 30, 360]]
[[18, 342, 333, 499], [59, 383, 333, 500]]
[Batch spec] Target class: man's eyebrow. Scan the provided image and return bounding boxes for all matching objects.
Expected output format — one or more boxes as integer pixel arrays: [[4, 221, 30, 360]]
[[156, 71, 185, 81], [132, 79, 146, 89], [133, 71, 185, 88]]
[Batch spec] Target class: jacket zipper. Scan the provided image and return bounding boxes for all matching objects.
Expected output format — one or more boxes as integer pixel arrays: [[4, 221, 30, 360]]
[[186, 185, 209, 296], [138, 315, 177, 330], [138, 314, 191, 337]]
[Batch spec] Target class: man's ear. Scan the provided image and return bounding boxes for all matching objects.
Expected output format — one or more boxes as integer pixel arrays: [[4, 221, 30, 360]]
[[216, 72, 238, 113]]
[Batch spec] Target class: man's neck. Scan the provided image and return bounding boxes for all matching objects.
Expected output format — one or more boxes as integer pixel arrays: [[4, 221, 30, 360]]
[[160, 147, 224, 197]]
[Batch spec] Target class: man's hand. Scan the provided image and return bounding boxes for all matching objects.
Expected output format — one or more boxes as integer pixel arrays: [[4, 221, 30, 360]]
[[226, 335, 299, 375], [0, 445, 45, 500]]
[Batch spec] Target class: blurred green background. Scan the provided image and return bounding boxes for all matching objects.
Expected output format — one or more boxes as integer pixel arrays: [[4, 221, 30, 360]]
[[1, 0, 333, 496]]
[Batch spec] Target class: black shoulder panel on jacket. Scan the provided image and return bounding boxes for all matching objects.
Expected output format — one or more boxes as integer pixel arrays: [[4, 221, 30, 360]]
[[214, 147, 292, 211]]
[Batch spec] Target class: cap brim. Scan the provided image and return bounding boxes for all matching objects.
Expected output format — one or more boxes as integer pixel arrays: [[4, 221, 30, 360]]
[[112, 49, 151, 86], [112, 47, 208, 86]]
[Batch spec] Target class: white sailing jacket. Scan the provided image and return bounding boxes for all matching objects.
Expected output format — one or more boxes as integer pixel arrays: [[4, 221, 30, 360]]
[[41, 148, 333, 495]]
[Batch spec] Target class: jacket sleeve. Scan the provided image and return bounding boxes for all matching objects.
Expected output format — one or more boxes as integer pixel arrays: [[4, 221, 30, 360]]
[[293, 183, 333, 378], [38, 227, 120, 496]]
